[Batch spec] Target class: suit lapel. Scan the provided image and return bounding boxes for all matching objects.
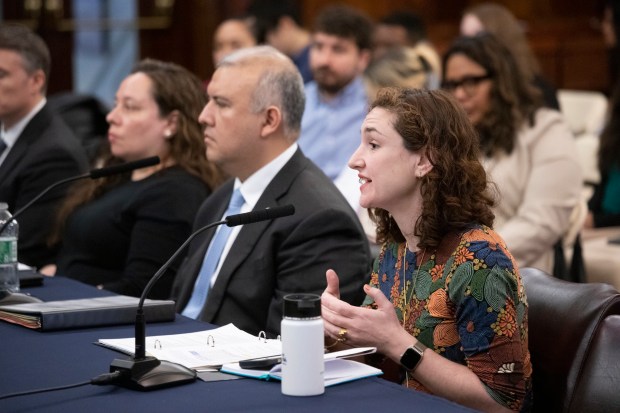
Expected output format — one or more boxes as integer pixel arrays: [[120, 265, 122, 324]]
[[202, 149, 308, 321], [0, 105, 52, 182], [0, 138, 28, 182]]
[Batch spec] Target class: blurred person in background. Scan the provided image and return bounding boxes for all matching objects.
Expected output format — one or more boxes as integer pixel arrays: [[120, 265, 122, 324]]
[[460, 2, 560, 110], [372, 11, 441, 88], [0, 23, 88, 269], [298, 4, 373, 210], [442, 34, 581, 273], [212, 17, 259, 66], [248, 0, 313, 83]]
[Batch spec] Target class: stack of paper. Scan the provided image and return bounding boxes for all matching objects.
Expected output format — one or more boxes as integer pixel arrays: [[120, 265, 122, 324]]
[[97, 323, 282, 371], [221, 347, 382, 387]]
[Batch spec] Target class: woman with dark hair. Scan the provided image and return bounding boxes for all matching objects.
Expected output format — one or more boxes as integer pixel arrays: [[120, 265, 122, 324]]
[[459, 2, 559, 109], [42, 59, 223, 298], [322, 87, 531, 412], [442, 33, 582, 274]]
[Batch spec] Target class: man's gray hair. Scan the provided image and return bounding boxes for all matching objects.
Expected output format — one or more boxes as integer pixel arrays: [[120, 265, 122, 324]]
[[219, 46, 305, 139]]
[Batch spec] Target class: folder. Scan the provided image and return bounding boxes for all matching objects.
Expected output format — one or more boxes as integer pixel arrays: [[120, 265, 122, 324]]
[[0, 295, 175, 331]]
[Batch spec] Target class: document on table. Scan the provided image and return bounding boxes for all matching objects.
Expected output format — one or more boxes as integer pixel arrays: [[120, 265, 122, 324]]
[[221, 347, 381, 386], [97, 323, 282, 371]]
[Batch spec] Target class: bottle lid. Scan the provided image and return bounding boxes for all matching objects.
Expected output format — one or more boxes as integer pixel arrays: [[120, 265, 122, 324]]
[[283, 293, 321, 318]]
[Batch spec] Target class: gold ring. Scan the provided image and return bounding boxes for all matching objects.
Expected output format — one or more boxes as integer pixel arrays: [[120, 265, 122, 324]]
[[338, 328, 347, 337]]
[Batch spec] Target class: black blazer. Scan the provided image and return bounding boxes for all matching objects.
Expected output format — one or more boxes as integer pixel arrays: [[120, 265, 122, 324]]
[[172, 149, 371, 336], [0, 103, 89, 267]]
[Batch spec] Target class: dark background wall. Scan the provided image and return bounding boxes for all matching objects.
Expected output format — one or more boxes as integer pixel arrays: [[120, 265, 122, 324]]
[[1, 0, 610, 95]]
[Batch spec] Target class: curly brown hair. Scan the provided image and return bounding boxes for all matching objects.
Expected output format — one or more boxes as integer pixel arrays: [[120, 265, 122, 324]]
[[442, 33, 542, 156], [368, 87, 496, 250]]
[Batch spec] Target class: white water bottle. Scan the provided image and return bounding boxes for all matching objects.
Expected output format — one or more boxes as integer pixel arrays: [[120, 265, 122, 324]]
[[0, 203, 19, 293], [281, 293, 324, 396]]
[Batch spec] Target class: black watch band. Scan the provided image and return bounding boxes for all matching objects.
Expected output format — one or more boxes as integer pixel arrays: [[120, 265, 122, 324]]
[[399, 341, 427, 372]]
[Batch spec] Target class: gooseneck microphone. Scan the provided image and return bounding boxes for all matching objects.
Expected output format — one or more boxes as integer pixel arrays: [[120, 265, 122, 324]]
[[0, 156, 160, 234], [108, 203, 295, 390], [0, 156, 160, 307], [88, 156, 161, 179]]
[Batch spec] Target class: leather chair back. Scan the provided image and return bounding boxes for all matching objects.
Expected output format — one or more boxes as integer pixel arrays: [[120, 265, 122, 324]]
[[570, 315, 620, 413], [521, 267, 620, 412]]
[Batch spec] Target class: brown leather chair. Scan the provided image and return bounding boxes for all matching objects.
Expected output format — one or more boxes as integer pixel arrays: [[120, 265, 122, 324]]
[[570, 315, 620, 413], [521, 267, 620, 412]]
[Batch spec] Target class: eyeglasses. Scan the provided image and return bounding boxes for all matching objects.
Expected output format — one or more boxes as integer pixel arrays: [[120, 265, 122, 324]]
[[441, 74, 492, 96]]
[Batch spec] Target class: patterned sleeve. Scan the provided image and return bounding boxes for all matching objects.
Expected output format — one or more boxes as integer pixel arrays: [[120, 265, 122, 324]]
[[445, 228, 531, 411]]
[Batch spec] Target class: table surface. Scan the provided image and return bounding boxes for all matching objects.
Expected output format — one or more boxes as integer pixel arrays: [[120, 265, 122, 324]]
[[0, 277, 477, 413]]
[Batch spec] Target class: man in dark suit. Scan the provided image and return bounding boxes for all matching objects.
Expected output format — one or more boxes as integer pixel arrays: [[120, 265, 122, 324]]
[[0, 24, 89, 268], [172, 46, 371, 336]]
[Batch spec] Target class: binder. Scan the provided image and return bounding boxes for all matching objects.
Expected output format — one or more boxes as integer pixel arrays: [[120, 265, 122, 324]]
[[0, 295, 176, 331]]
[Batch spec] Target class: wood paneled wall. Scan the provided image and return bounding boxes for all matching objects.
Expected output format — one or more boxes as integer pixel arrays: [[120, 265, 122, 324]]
[[2, 0, 610, 93], [142, 0, 609, 93]]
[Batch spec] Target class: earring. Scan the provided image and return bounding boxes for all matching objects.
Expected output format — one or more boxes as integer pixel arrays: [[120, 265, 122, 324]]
[[164, 130, 172, 138]]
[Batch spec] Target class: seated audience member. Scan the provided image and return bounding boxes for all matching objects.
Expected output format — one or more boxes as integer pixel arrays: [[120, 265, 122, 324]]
[[297, 5, 373, 210], [460, 2, 559, 109], [212, 17, 258, 65], [442, 34, 581, 273], [364, 46, 434, 100], [0, 24, 89, 269], [247, 0, 313, 83], [371, 11, 441, 88], [585, 81, 620, 228], [172, 46, 371, 337], [42, 59, 222, 299], [322, 88, 531, 412]]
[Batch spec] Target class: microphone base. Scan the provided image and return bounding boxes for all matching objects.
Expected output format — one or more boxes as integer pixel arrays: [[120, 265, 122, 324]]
[[110, 356, 196, 391]]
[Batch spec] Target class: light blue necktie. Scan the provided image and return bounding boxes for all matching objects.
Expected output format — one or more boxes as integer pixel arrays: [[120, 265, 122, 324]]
[[182, 189, 245, 319]]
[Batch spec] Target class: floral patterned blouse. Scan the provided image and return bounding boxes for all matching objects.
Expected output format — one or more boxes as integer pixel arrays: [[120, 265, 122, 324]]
[[363, 225, 532, 411]]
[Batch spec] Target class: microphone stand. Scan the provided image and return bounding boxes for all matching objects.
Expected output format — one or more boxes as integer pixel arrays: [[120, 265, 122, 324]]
[[0, 175, 88, 234], [108, 220, 225, 390], [0, 175, 91, 306], [0, 156, 161, 306], [0, 156, 160, 234], [106, 203, 294, 389]]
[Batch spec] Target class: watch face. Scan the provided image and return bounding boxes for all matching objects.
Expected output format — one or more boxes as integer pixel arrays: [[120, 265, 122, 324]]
[[400, 347, 422, 371]]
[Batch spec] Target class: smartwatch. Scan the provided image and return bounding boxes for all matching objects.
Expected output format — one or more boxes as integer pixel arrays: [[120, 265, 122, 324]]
[[399, 341, 427, 372]]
